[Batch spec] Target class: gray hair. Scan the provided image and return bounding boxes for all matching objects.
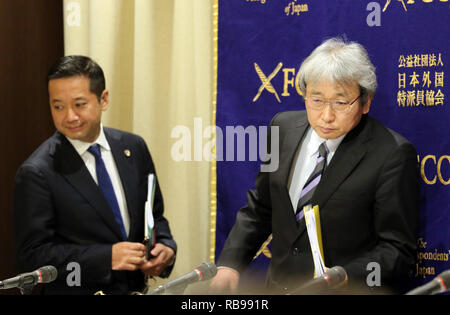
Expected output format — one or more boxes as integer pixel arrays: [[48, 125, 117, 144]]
[[297, 37, 377, 105]]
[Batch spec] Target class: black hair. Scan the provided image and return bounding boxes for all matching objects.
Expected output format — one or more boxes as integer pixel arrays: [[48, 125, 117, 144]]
[[47, 55, 106, 101]]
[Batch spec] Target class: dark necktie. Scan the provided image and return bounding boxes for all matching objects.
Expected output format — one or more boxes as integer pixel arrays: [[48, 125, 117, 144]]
[[295, 142, 329, 221], [88, 144, 127, 239]]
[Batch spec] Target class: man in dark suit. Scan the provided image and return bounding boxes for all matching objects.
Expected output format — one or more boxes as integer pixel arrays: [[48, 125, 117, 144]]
[[210, 38, 419, 294], [13, 56, 176, 294]]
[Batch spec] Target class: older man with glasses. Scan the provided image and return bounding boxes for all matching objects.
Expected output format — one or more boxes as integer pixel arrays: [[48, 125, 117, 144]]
[[210, 37, 420, 294]]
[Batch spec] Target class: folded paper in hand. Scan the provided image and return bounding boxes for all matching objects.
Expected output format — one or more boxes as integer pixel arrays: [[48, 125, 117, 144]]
[[303, 204, 326, 278], [144, 174, 156, 259]]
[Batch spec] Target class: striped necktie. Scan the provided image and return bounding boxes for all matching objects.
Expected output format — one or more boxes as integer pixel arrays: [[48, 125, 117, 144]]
[[88, 144, 127, 239], [295, 142, 329, 222]]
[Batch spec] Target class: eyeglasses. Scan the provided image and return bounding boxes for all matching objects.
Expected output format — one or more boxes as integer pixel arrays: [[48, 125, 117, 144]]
[[304, 94, 361, 113]]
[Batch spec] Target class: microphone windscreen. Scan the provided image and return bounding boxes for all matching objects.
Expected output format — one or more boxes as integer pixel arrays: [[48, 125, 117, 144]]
[[196, 262, 217, 281], [326, 266, 347, 286], [39, 266, 58, 283], [438, 270, 450, 287]]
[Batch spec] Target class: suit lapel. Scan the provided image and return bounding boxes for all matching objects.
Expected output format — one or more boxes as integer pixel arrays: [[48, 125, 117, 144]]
[[314, 115, 370, 209], [104, 129, 141, 241], [54, 133, 125, 241], [274, 117, 310, 238], [278, 122, 309, 190], [314, 141, 367, 209], [295, 115, 371, 239]]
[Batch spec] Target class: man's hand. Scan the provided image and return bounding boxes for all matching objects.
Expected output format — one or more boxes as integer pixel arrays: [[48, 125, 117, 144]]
[[139, 243, 175, 277], [209, 267, 240, 294], [112, 242, 147, 271]]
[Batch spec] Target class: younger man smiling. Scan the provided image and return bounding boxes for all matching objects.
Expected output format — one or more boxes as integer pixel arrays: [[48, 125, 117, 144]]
[[14, 56, 176, 294]]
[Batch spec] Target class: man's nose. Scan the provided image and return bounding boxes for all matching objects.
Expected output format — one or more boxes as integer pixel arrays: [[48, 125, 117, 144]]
[[320, 104, 335, 123], [65, 107, 79, 122]]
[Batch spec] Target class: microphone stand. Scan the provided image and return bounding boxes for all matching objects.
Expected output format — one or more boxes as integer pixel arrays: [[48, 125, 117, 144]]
[[15, 277, 37, 295], [19, 285, 35, 295]]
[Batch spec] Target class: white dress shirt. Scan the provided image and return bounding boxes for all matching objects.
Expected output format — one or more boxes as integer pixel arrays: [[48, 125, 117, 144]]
[[288, 127, 346, 212], [66, 125, 130, 237]]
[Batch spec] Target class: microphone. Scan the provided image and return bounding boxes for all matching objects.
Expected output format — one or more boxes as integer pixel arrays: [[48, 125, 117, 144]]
[[290, 266, 347, 294], [146, 262, 217, 295], [0, 266, 58, 293], [406, 270, 450, 295]]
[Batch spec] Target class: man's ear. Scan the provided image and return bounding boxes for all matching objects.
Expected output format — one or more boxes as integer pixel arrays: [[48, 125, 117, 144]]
[[100, 89, 109, 111], [363, 95, 373, 114]]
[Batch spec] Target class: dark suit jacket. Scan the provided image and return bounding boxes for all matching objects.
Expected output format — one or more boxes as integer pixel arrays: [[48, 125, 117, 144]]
[[218, 111, 419, 294], [13, 127, 176, 295]]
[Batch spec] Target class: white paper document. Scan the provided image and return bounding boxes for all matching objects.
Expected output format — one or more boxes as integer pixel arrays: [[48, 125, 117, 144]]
[[303, 204, 326, 278], [144, 174, 156, 244]]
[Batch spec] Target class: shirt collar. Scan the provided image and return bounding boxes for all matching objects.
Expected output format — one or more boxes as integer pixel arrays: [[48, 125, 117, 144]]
[[309, 128, 346, 156], [66, 124, 111, 156]]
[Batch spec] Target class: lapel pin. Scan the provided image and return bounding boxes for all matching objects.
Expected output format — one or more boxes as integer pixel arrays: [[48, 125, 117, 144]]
[[124, 149, 131, 157]]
